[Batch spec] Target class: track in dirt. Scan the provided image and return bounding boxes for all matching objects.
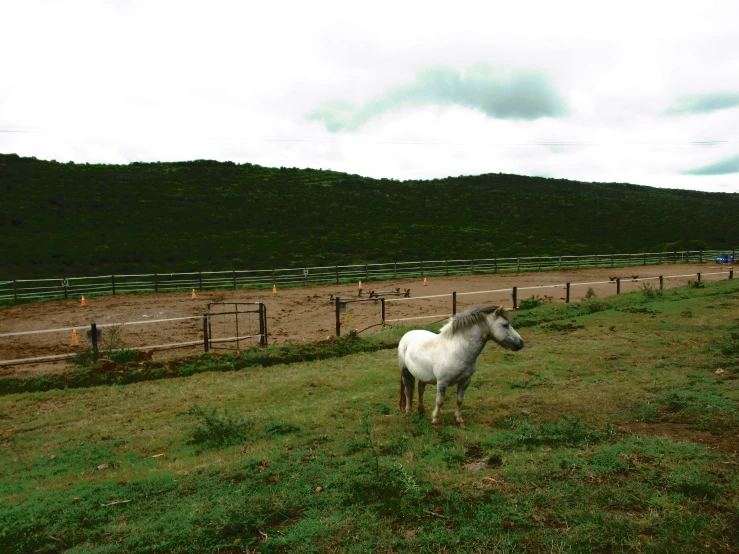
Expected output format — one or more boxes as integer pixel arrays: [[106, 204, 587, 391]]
[[0, 263, 730, 377]]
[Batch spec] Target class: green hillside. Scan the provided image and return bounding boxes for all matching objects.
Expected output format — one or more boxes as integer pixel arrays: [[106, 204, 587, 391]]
[[0, 153, 736, 279]]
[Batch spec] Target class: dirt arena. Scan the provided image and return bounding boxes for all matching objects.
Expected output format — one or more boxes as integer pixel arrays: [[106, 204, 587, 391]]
[[0, 262, 731, 377]]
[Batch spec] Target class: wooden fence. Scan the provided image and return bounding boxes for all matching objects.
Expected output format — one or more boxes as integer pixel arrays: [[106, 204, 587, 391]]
[[0, 249, 734, 305]]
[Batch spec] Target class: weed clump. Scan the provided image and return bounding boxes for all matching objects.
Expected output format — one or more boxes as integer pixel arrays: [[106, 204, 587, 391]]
[[519, 295, 553, 310], [185, 404, 254, 450], [263, 421, 300, 436]]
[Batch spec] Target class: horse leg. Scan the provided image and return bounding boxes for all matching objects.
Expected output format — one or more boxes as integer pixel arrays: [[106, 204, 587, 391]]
[[455, 377, 473, 427], [431, 384, 448, 427], [417, 381, 426, 414], [401, 367, 415, 417]]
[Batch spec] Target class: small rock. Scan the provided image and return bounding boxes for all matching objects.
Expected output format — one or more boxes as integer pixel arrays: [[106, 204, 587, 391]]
[[715, 369, 726, 375], [314, 487, 324, 493], [96, 463, 110, 471]]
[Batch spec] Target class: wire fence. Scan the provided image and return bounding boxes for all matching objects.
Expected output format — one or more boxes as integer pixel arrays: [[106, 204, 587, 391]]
[[335, 269, 735, 335], [1, 267, 734, 367], [1, 249, 734, 305], [0, 304, 267, 367]]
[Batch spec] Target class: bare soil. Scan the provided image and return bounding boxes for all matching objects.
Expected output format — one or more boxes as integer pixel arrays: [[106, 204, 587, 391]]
[[619, 422, 739, 456], [0, 262, 729, 378]]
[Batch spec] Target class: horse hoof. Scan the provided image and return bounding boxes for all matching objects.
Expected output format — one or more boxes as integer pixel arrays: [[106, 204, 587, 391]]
[[404, 412, 412, 418], [457, 421, 466, 428], [432, 420, 440, 428]]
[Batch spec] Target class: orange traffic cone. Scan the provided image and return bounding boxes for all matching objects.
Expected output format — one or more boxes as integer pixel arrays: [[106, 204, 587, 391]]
[[423, 277, 427, 286], [272, 284, 277, 294], [191, 289, 196, 299], [358, 280, 362, 290], [80, 296, 86, 306], [71, 329, 79, 346]]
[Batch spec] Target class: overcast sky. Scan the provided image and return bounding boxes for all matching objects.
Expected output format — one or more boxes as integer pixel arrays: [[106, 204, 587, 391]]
[[2, 0, 739, 192]]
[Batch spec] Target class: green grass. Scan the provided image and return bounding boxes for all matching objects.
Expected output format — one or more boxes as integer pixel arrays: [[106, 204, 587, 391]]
[[0, 280, 738, 552]]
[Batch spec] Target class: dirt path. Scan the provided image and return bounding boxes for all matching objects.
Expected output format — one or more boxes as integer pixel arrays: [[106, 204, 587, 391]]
[[0, 262, 731, 377]]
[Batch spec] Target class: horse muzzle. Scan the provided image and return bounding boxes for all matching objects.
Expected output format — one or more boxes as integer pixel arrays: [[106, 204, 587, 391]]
[[509, 339, 524, 351]]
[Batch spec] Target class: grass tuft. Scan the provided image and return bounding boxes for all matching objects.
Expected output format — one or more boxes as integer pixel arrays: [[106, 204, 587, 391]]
[[185, 404, 254, 450]]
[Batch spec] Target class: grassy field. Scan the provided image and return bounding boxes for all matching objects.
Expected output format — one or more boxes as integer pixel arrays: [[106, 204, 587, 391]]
[[1, 280, 738, 552]]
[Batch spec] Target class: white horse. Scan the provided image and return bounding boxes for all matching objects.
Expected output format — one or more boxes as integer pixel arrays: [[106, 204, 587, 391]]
[[398, 305, 524, 427]]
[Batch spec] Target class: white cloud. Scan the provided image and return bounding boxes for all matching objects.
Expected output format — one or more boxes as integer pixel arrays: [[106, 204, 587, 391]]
[[1, 0, 738, 192]]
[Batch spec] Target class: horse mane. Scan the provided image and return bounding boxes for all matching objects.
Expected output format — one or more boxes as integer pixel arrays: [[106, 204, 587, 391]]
[[439, 305, 509, 336]]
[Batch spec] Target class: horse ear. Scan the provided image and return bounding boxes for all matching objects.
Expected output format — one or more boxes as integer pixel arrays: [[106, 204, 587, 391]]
[[494, 306, 504, 316]]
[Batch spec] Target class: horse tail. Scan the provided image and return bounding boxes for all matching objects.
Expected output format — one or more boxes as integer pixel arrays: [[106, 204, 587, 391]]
[[399, 376, 406, 413]]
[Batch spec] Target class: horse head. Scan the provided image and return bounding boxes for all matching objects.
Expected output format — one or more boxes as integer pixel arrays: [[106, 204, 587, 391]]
[[486, 306, 524, 351]]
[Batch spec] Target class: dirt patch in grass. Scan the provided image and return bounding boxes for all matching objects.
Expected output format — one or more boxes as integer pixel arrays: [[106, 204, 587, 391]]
[[619, 422, 739, 455]]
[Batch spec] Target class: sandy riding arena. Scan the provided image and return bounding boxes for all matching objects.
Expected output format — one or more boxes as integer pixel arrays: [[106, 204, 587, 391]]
[[0, 262, 730, 377]]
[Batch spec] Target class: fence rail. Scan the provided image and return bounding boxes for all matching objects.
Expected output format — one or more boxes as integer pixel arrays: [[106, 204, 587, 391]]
[[0, 249, 734, 304], [2, 268, 734, 366]]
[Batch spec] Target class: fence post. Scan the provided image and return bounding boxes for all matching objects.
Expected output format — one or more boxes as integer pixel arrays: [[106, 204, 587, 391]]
[[421, 261, 424, 277], [365, 265, 368, 280], [697, 272, 701, 282], [517, 258, 520, 272], [643, 252, 647, 265], [261, 303, 268, 347], [203, 315, 209, 352], [471, 259, 475, 274], [380, 298, 385, 327], [335, 297, 341, 337], [111, 275, 116, 296], [700, 251, 703, 264], [63, 279, 68, 301], [611, 254, 614, 268], [729, 270, 733, 280], [233, 270, 236, 289], [154, 274, 158, 293], [566, 282, 571, 303], [13, 280, 17, 305], [90, 323, 98, 361], [659, 276, 664, 290], [512, 286, 518, 310], [445, 260, 449, 276], [335, 266, 339, 284], [393, 263, 397, 279], [452, 291, 457, 315], [616, 278, 621, 294], [199, 272, 203, 291]]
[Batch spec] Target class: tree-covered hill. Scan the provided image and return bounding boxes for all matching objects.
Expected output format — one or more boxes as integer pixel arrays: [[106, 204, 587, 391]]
[[0, 153, 736, 279]]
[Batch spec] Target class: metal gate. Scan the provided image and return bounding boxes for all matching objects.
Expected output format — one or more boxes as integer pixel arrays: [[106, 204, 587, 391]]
[[205, 302, 267, 351]]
